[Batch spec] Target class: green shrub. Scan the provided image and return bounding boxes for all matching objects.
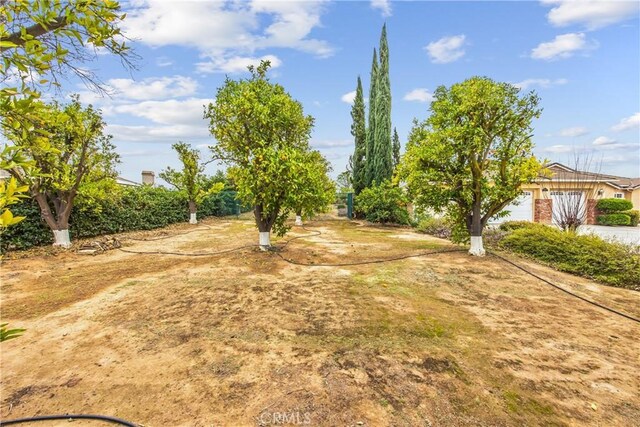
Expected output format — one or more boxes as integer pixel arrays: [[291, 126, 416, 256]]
[[596, 198, 633, 213], [499, 225, 640, 290], [355, 181, 410, 225], [623, 210, 639, 226], [1, 186, 248, 252], [498, 221, 539, 232], [416, 217, 451, 239], [597, 213, 631, 226]]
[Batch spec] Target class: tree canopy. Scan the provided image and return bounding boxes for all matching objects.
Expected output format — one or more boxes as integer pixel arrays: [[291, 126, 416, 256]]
[[205, 61, 329, 246], [1, 0, 134, 132], [160, 142, 224, 223], [2, 95, 119, 246], [372, 23, 392, 184], [292, 150, 336, 221], [399, 77, 543, 255], [350, 76, 366, 195]]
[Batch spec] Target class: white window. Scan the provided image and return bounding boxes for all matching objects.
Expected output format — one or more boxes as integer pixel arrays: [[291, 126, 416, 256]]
[[614, 193, 624, 199]]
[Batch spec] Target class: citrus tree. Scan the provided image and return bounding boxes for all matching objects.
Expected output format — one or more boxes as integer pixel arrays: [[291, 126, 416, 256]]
[[2, 96, 119, 247], [1, 0, 133, 133], [292, 150, 336, 226], [0, 146, 31, 232], [1, 0, 133, 232], [160, 142, 224, 224], [399, 77, 542, 256], [205, 61, 325, 249]]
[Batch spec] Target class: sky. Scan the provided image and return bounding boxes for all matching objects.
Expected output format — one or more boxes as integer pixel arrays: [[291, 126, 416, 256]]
[[62, 0, 640, 183]]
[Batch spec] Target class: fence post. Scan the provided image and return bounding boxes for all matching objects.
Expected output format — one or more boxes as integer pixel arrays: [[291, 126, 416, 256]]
[[347, 192, 353, 219]]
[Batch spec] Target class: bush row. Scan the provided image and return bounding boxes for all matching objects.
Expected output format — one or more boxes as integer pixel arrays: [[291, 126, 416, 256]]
[[595, 198, 638, 227], [498, 222, 640, 290], [596, 198, 633, 213], [1, 186, 249, 252], [597, 213, 631, 226]]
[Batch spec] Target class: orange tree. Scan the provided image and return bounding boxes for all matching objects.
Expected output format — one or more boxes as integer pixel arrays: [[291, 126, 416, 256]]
[[205, 61, 331, 249]]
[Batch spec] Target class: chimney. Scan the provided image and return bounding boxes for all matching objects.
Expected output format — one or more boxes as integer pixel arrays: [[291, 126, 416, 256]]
[[141, 170, 155, 186]]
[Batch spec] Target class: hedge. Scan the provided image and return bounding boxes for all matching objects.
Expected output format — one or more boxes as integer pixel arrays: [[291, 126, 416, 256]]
[[596, 198, 633, 213], [1, 186, 249, 252], [623, 210, 639, 227], [597, 213, 631, 226], [499, 224, 640, 290]]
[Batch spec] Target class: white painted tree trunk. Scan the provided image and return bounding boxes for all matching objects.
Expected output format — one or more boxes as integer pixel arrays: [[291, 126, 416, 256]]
[[295, 215, 303, 226], [53, 229, 71, 248], [469, 236, 485, 256], [189, 212, 197, 224], [259, 231, 271, 250]]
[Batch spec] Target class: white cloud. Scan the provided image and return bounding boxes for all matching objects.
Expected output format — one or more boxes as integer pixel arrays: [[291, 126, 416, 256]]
[[559, 126, 589, 137], [611, 112, 640, 132], [197, 54, 282, 74], [107, 124, 209, 142], [312, 139, 352, 148], [156, 57, 173, 67], [341, 90, 357, 105], [108, 76, 198, 100], [425, 35, 467, 64], [370, 0, 392, 17], [542, 0, 639, 30], [513, 78, 568, 90], [592, 136, 617, 146], [105, 98, 213, 126], [122, 0, 333, 67], [403, 88, 434, 103], [530, 33, 596, 60], [544, 144, 575, 153]]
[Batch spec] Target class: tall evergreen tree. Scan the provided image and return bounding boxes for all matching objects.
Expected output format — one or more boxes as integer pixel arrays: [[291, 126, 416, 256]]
[[392, 127, 400, 169], [351, 77, 367, 195], [373, 23, 393, 183], [365, 48, 378, 187]]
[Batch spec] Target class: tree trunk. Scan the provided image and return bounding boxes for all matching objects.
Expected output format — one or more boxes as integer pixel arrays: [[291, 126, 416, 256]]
[[32, 192, 73, 248], [468, 198, 485, 256], [188, 200, 197, 224], [254, 204, 278, 250], [295, 209, 303, 226], [53, 229, 71, 247]]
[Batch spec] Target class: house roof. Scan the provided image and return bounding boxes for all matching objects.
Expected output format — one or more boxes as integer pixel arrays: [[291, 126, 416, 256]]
[[538, 162, 640, 190], [116, 176, 140, 186]]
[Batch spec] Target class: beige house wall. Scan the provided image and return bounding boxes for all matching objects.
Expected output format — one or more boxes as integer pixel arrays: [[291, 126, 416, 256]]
[[518, 182, 640, 223]]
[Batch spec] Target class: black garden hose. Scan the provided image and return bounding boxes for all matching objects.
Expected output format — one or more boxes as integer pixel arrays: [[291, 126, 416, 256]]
[[0, 414, 139, 426]]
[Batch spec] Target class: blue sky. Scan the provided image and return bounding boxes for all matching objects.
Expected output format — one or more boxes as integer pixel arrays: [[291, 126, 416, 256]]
[[68, 0, 639, 183]]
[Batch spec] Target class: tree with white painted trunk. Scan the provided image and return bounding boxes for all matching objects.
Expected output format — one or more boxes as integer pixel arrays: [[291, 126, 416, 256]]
[[2, 96, 119, 247], [205, 61, 323, 250], [160, 142, 223, 225], [398, 77, 543, 256]]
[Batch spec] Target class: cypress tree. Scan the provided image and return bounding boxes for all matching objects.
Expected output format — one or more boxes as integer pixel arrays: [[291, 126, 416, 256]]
[[373, 23, 393, 184], [392, 127, 400, 169], [365, 48, 378, 187], [351, 76, 367, 195]]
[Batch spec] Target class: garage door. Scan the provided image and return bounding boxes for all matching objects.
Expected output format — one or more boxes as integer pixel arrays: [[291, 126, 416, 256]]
[[551, 191, 585, 225], [492, 191, 533, 223]]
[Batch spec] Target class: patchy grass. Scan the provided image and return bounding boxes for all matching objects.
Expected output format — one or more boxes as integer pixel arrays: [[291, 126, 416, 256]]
[[1, 218, 639, 426]]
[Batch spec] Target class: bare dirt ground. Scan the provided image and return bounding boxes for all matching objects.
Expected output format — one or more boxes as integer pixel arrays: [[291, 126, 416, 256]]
[[1, 216, 639, 426]]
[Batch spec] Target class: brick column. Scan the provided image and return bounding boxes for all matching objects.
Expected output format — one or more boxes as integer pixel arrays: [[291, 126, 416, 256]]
[[534, 199, 552, 224], [586, 199, 599, 225]]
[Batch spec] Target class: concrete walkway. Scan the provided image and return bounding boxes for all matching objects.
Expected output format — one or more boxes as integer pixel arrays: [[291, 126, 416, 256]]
[[578, 225, 640, 246]]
